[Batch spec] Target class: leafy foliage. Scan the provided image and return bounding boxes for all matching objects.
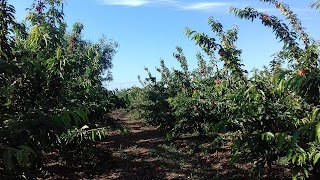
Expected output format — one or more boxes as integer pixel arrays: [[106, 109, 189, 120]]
[[0, 0, 120, 178], [124, 1, 320, 179], [311, 0, 320, 12]]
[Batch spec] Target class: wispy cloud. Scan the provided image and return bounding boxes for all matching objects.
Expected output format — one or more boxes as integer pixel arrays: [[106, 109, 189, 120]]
[[99, 0, 230, 12], [100, 0, 175, 7], [256, 7, 311, 14], [256, 8, 278, 13], [178, 2, 230, 11], [100, 0, 149, 6]]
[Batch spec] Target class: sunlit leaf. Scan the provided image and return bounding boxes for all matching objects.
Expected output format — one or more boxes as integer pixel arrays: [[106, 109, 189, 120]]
[[313, 152, 320, 165]]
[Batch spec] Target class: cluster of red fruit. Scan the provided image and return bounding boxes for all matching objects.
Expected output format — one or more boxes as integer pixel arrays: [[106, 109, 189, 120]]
[[69, 36, 77, 49], [200, 68, 207, 75], [297, 69, 310, 76], [199, 36, 218, 51], [218, 49, 225, 57], [260, 14, 269, 22], [35, 0, 45, 13], [275, 2, 282, 8]]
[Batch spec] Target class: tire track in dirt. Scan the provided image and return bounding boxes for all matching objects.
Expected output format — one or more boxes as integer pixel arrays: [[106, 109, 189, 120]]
[[100, 110, 211, 179], [98, 110, 291, 180], [100, 110, 167, 179]]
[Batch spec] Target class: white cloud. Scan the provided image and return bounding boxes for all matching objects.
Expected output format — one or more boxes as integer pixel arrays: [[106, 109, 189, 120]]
[[179, 2, 230, 10], [100, 0, 175, 7], [256, 7, 310, 14], [101, 0, 150, 6], [99, 0, 231, 12], [256, 8, 278, 13]]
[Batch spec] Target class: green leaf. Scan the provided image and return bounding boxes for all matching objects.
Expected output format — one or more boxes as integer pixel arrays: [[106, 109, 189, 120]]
[[91, 130, 95, 140], [75, 109, 88, 123], [51, 116, 65, 131], [244, 85, 255, 96], [273, 70, 291, 84], [21, 151, 29, 166], [15, 150, 23, 164], [291, 131, 299, 147], [230, 154, 240, 163], [3, 150, 13, 171], [258, 90, 266, 100], [303, 167, 309, 178], [62, 113, 72, 128], [312, 108, 320, 122], [292, 174, 298, 180], [296, 145, 305, 154], [309, 128, 315, 141], [292, 154, 297, 163], [69, 112, 80, 126], [278, 79, 285, 93], [261, 132, 274, 141], [316, 122, 320, 142], [18, 145, 36, 155], [88, 48, 94, 59], [192, 90, 199, 98], [277, 132, 287, 150], [287, 148, 293, 160], [103, 128, 108, 136], [313, 152, 320, 165]]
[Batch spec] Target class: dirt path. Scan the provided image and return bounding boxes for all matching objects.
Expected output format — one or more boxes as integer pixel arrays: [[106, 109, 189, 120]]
[[37, 109, 291, 179], [100, 109, 206, 179], [37, 109, 232, 180], [97, 110, 241, 180], [100, 110, 166, 179], [96, 110, 291, 180]]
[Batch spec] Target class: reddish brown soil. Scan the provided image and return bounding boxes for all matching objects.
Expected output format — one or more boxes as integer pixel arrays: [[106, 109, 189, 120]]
[[35, 109, 292, 180], [95, 110, 290, 180]]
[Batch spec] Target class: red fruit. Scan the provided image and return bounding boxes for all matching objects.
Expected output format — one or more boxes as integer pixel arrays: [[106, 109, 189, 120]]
[[297, 69, 309, 76], [69, 42, 74, 49], [260, 14, 269, 22], [218, 49, 225, 56], [36, 1, 44, 13]]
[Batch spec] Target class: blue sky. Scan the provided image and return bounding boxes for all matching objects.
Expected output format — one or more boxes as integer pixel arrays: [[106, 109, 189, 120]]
[[8, 0, 320, 89]]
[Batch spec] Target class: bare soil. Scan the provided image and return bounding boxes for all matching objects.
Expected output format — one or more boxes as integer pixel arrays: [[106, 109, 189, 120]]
[[35, 109, 292, 179]]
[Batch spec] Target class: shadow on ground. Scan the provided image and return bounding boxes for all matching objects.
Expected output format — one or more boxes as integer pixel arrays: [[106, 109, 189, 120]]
[[34, 109, 292, 180], [100, 109, 291, 180]]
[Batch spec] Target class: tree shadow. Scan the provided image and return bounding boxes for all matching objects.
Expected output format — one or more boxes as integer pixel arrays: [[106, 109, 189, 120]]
[[35, 109, 292, 180], [98, 125, 167, 179]]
